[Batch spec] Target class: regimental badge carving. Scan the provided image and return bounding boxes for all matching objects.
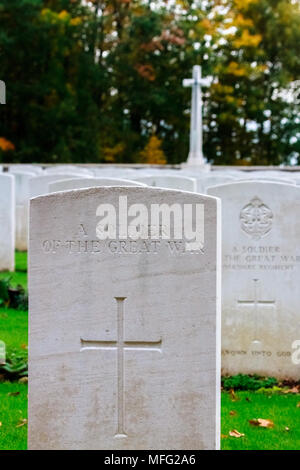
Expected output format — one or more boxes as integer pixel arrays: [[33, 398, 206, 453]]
[[240, 197, 273, 240]]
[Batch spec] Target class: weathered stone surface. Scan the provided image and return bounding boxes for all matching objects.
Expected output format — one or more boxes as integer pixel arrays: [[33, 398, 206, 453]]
[[0, 174, 15, 271], [10, 171, 35, 251], [49, 178, 146, 192], [29, 174, 85, 198], [208, 181, 300, 379], [132, 175, 197, 192], [44, 165, 93, 176], [29, 187, 221, 450]]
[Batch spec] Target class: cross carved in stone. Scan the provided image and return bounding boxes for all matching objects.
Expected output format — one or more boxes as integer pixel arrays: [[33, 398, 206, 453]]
[[237, 278, 276, 343], [80, 297, 162, 438]]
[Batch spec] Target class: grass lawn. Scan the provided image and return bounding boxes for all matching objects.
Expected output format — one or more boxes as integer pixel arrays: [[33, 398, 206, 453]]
[[0, 382, 28, 450], [0, 251, 299, 451], [221, 390, 300, 450], [0, 251, 27, 288]]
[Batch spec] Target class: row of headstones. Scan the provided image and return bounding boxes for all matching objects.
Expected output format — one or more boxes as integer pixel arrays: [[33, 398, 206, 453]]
[[3, 164, 300, 255], [27, 181, 300, 449], [1, 169, 300, 385]]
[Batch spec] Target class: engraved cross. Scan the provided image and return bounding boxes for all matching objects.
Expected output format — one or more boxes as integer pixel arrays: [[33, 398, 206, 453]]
[[80, 297, 162, 438], [237, 278, 275, 343]]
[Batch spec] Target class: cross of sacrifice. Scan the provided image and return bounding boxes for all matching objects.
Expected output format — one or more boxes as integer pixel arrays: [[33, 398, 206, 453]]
[[237, 278, 276, 343], [183, 65, 206, 166], [80, 297, 162, 438]]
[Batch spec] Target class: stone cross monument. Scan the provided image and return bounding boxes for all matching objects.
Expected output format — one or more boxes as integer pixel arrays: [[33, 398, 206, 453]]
[[183, 65, 205, 166]]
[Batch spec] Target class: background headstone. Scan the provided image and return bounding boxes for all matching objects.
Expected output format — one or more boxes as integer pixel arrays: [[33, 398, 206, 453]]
[[208, 181, 300, 380], [44, 165, 93, 176], [0, 174, 15, 271], [10, 170, 35, 251], [131, 175, 197, 192], [49, 177, 147, 193], [29, 174, 86, 198]]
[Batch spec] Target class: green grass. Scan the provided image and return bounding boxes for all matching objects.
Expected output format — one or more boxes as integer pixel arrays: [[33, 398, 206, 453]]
[[0, 251, 300, 450], [0, 308, 27, 357], [221, 390, 300, 450], [0, 382, 27, 450], [0, 251, 28, 288]]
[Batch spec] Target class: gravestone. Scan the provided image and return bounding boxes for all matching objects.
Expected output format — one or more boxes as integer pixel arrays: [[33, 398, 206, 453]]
[[9, 165, 43, 175], [29, 174, 85, 198], [132, 175, 197, 192], [29, 187, 221, 450], [0, 174, 15, 271], [44, 165, 92, 176], [198, 175, 236, 193], [10, 170, 35, 251], [208, 181, 300, 379], [237, 173, 296, 184], [49, 177, 146, 193]]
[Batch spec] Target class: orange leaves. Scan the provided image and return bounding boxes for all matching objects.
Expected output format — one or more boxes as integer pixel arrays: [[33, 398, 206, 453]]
[[229, 429, 245, 438], [140, 28, 185, 53], [233, 0, 260, 10], [249, 418, 274, 428], [226, 61, 248, 77], [233, 30, 262, 48], [140, 136, 167, 165], [135, 64, 156, 81], [0, 138, 15, 152], [103, 143, 125, 163]]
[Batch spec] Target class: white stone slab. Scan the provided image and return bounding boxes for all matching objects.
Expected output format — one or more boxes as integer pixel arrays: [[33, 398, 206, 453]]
[[208, 181, 300, 379], [49, 178, 146, 193], [44, 165, 93, 176], [0, 174, 15, 271], [198, 175, 236, 193], [237, 173, 296, 184], [29, 174, 85, 198], [10, 171, 35, 251], [132, 175, 197, 192], [29, 187, 221, 450], [9, 165, 43, 175]]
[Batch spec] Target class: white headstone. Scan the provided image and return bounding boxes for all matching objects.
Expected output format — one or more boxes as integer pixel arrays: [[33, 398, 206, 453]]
[[49, 178, 146, 193], [29, 174, 85, 198], [10, 171, 35, 251], [0, 174, 15, 271], [9, 165, 43, 175], [197, 175, 236, 193], [29, 187, 221, 449], [44, 165, 92, 176], [132, 175, 197, 192], [237, 173, 296, 184], [208, 181, 300, 380]]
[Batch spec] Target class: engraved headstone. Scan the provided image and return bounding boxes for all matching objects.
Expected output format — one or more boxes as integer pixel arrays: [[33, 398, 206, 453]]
[[29, 187, 221, 449], [0, 174, 15, 271], [208, 181, 300, 379]]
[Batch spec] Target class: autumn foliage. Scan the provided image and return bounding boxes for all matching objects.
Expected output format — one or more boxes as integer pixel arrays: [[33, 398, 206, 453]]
[[0, 0, 299, 165]]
